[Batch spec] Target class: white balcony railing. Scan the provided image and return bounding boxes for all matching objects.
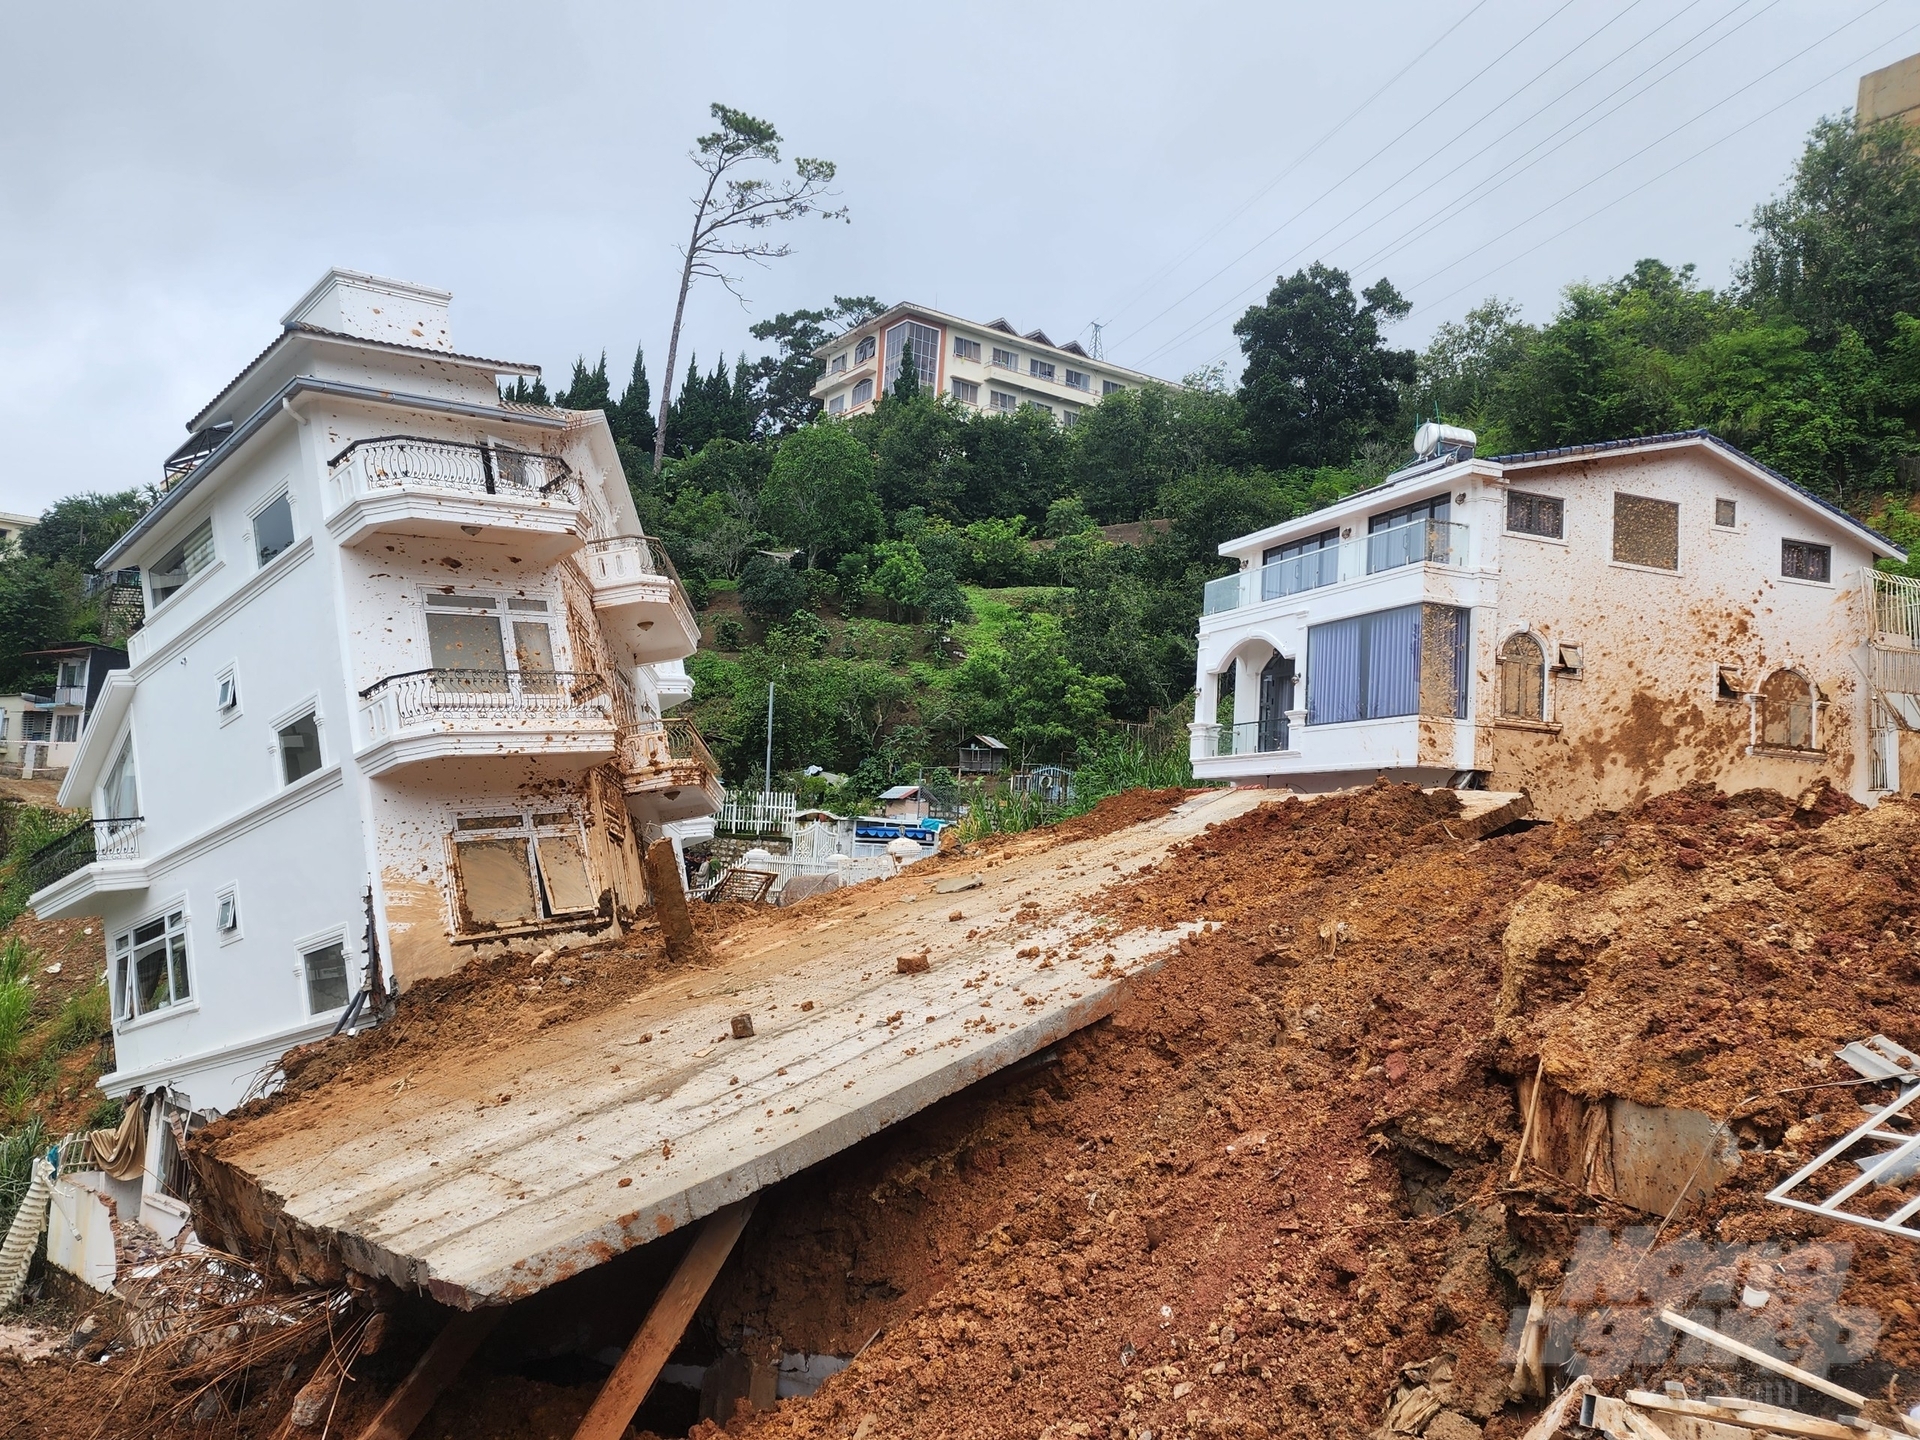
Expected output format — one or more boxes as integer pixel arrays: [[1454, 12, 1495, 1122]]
[[53, 685, 87, 707], [1203, 520, 1470, 617], [1196, 719, 1290, 758], [327, 437, 580, 510], [358, 669, 613, 748], [584, 536, 697, 631]]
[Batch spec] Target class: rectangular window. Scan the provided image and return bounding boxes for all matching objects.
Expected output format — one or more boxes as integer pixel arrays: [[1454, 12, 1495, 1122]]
[[113, 908, 190, 1021], [303, 940, 351, 1014], [991, 348, 1017, 370], [1064, 368, 1090, 391], [1307, 604, 1469, 724], [1028, 359, 1056, 382], [452, 811, 598, 932], [1782, 539, 1831, 582], [1506, 490, 1563, 538], [827, 394, 845, 414], [1368, 493, 1456, 572], [54, 714, 78, 744], [989, 389, 1017, 413], [884, 320, 940, 392], [1103, 380, 1125, 396], [58, 660, 84, 689], [278, 712, 322, 784], [951, 379, 979, 404], [150, 518, 215, 605], [253, 492, 295, 567], [953, 337, 982, 362], [1261, 529, 1340, 598], [830, 353, 848, 374], [1715, 498, 1737, 527], [1062, 409, 1079, 429], [853, 335, 876, 363], [1022, 401, 1053, 417], [216, 891, 238, 934], [1612, 493, 1680, 570], [851, 378, 874, 406], [216, 672, 238, 712]]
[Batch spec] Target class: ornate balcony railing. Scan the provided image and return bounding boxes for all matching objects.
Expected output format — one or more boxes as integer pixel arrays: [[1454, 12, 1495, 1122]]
[[327, 436, 580, 507], [584, 535, 697, 631], [358, 669, 612, 734], [665, 717, 720, 775], [22, 817, 142, 895]]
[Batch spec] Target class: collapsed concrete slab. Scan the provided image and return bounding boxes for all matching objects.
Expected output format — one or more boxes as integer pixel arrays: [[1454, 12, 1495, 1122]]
[[189, 787, 1285, 1309]]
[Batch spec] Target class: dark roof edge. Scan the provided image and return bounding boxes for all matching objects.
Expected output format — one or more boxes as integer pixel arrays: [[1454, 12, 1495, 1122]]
[[1490, 428, 1904, 559], [103, 378, 568, 570]]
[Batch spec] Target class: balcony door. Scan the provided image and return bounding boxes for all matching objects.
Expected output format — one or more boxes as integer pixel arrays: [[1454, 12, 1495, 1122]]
[[1258, 654, 1293, 752], [424, 593, 556, 694]]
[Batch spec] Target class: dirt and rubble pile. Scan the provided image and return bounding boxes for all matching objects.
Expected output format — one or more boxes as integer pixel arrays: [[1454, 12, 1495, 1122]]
[[697, 781, 1919, 1440]]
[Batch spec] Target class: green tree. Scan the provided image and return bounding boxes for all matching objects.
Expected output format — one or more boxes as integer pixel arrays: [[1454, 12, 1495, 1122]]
[[1233, 263, 1415, 470], [22, 492, 146, 571], [655, 103, 848, 470], [863, 391, 969, 517], [1409, 297, 1533, 432], [739, 554, 806, 623], [0, 556, 71, 690], [954, 612, 1117, 764], [1742, 114, 1920, 349], [763, 421, 882, 567], [555, 352, 611, 410], [1065, 381, 1251, 522], [746, 297, 883, 436], [613, 344, 656, 459], [890, 338, 920, 401], [868, 540, 928, 616]]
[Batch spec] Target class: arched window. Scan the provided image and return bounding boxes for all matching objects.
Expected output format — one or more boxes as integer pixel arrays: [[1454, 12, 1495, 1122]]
[[1498, 632, 1545, 720], [1759, 669, 1816, 749]]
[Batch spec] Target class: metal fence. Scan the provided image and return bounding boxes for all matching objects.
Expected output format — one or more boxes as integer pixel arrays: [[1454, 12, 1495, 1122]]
[[21, 817, 142, 895]]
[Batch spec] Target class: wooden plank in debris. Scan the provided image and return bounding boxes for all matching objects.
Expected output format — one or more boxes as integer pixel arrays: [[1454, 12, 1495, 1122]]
[[1658, 1309, 1868, 1409], [1627, 1390, 1857, 1440], [571, 1197, 757, 1440], [354, 1308, 501, 1440]]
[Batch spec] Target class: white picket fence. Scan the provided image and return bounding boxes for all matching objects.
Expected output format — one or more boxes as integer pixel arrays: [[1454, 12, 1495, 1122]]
[[714, 791, 799, 838]]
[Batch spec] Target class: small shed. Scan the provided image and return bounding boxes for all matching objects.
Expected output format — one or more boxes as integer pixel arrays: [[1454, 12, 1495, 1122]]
[[875, 784, 931, 821], [958, 734, 1010, 775]]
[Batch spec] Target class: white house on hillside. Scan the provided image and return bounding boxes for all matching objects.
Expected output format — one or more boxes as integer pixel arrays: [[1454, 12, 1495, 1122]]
[[809, 303, 1172, 425], [1191, 425, 1915, 817], [28, 270, 721, 1236]]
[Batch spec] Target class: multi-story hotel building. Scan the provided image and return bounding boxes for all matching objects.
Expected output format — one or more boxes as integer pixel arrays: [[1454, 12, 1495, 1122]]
[[809, 303, 1173, 424]]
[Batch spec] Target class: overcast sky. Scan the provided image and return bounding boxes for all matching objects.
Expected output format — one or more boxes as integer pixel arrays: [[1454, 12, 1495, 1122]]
[[3, 0, 1916, 514]]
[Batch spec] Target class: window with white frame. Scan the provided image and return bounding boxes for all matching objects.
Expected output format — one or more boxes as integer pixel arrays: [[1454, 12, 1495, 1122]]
[[851, 378, 874, 406], [149, 518, 215, 606], [215, 666, 240, 718], [953, 337, 982, 362], [277, 711, 323, 784], [829, 353, 848, 374], [989, 390, 1017, 413], [1028, 359, 1056, 382], [827, 394, 846, 414], [1064, 368, 1090, 391], [991, 347, 1017, 370], [54, 714, 78, 743], [1022, 400, 1053, 417], [451, 809, 600, 932], [1062, 409, 1080, 429], [253, 491, 295, 568], [302, 938, 351, 1013], [885, 320, 940, 392], [101, 733, 137, 819], [423, 592, 558, 685], [854, 335, 876, 363], [215, 885, 242, 943], [1102, 380, 1125, 396], [112, 908, 191, 1021], [951, 379, 979, 405]]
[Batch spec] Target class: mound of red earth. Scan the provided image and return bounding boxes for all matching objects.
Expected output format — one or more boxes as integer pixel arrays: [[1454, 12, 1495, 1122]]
[[6, 781, 1919, 1440], [701, 781, 1919, 1440]]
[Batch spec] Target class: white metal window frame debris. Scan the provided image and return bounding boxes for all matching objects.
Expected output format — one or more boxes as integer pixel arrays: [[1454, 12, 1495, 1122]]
[[1766, 1036, 1920, 1244]]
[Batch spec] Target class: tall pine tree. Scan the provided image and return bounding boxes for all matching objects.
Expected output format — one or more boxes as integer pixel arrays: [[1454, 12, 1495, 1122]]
[[555, 352, 611, 411], [613, 344, 656, 455]]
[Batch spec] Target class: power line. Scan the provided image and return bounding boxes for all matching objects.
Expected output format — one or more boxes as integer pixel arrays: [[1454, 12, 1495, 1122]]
[[1105, 0, 1584, 355], [1132, 0, 1782, 368], [1091, 0, 1495, 332], [1400, 0, 1900, 299], [1405, 17, 1920, 316]]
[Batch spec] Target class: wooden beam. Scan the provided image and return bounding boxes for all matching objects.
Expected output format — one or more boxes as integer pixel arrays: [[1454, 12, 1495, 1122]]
[[354, 1308, 502, 1440], [1658, 1308, 1867, 1408], [645, 838, 706, 964], [573, 1198, 758, 1440]]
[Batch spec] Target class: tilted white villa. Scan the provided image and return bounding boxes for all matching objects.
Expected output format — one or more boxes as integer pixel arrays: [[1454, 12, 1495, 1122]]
[[1191, 424, 1917, 817], [29, 270, 720, 1236]]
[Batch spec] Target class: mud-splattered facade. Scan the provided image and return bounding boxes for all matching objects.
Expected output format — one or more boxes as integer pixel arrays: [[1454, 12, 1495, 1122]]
[[32, 270, 719, 1134], [1192, 428, 1908, 818]]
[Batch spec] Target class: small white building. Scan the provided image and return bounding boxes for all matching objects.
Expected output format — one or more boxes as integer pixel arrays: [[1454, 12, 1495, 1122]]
[[1191, 426, 1913, 817], [28, 269, 722, 1235], [809, 303, 1171, 426]]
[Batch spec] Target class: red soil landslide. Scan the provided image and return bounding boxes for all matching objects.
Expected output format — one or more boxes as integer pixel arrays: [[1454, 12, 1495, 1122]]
[[8, 781, 1919, 1439]]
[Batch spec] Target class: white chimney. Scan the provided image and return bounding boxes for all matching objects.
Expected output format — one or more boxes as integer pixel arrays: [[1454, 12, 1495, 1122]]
[[1414, 422, 1476, 462], [282, 268, 454, 351]]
